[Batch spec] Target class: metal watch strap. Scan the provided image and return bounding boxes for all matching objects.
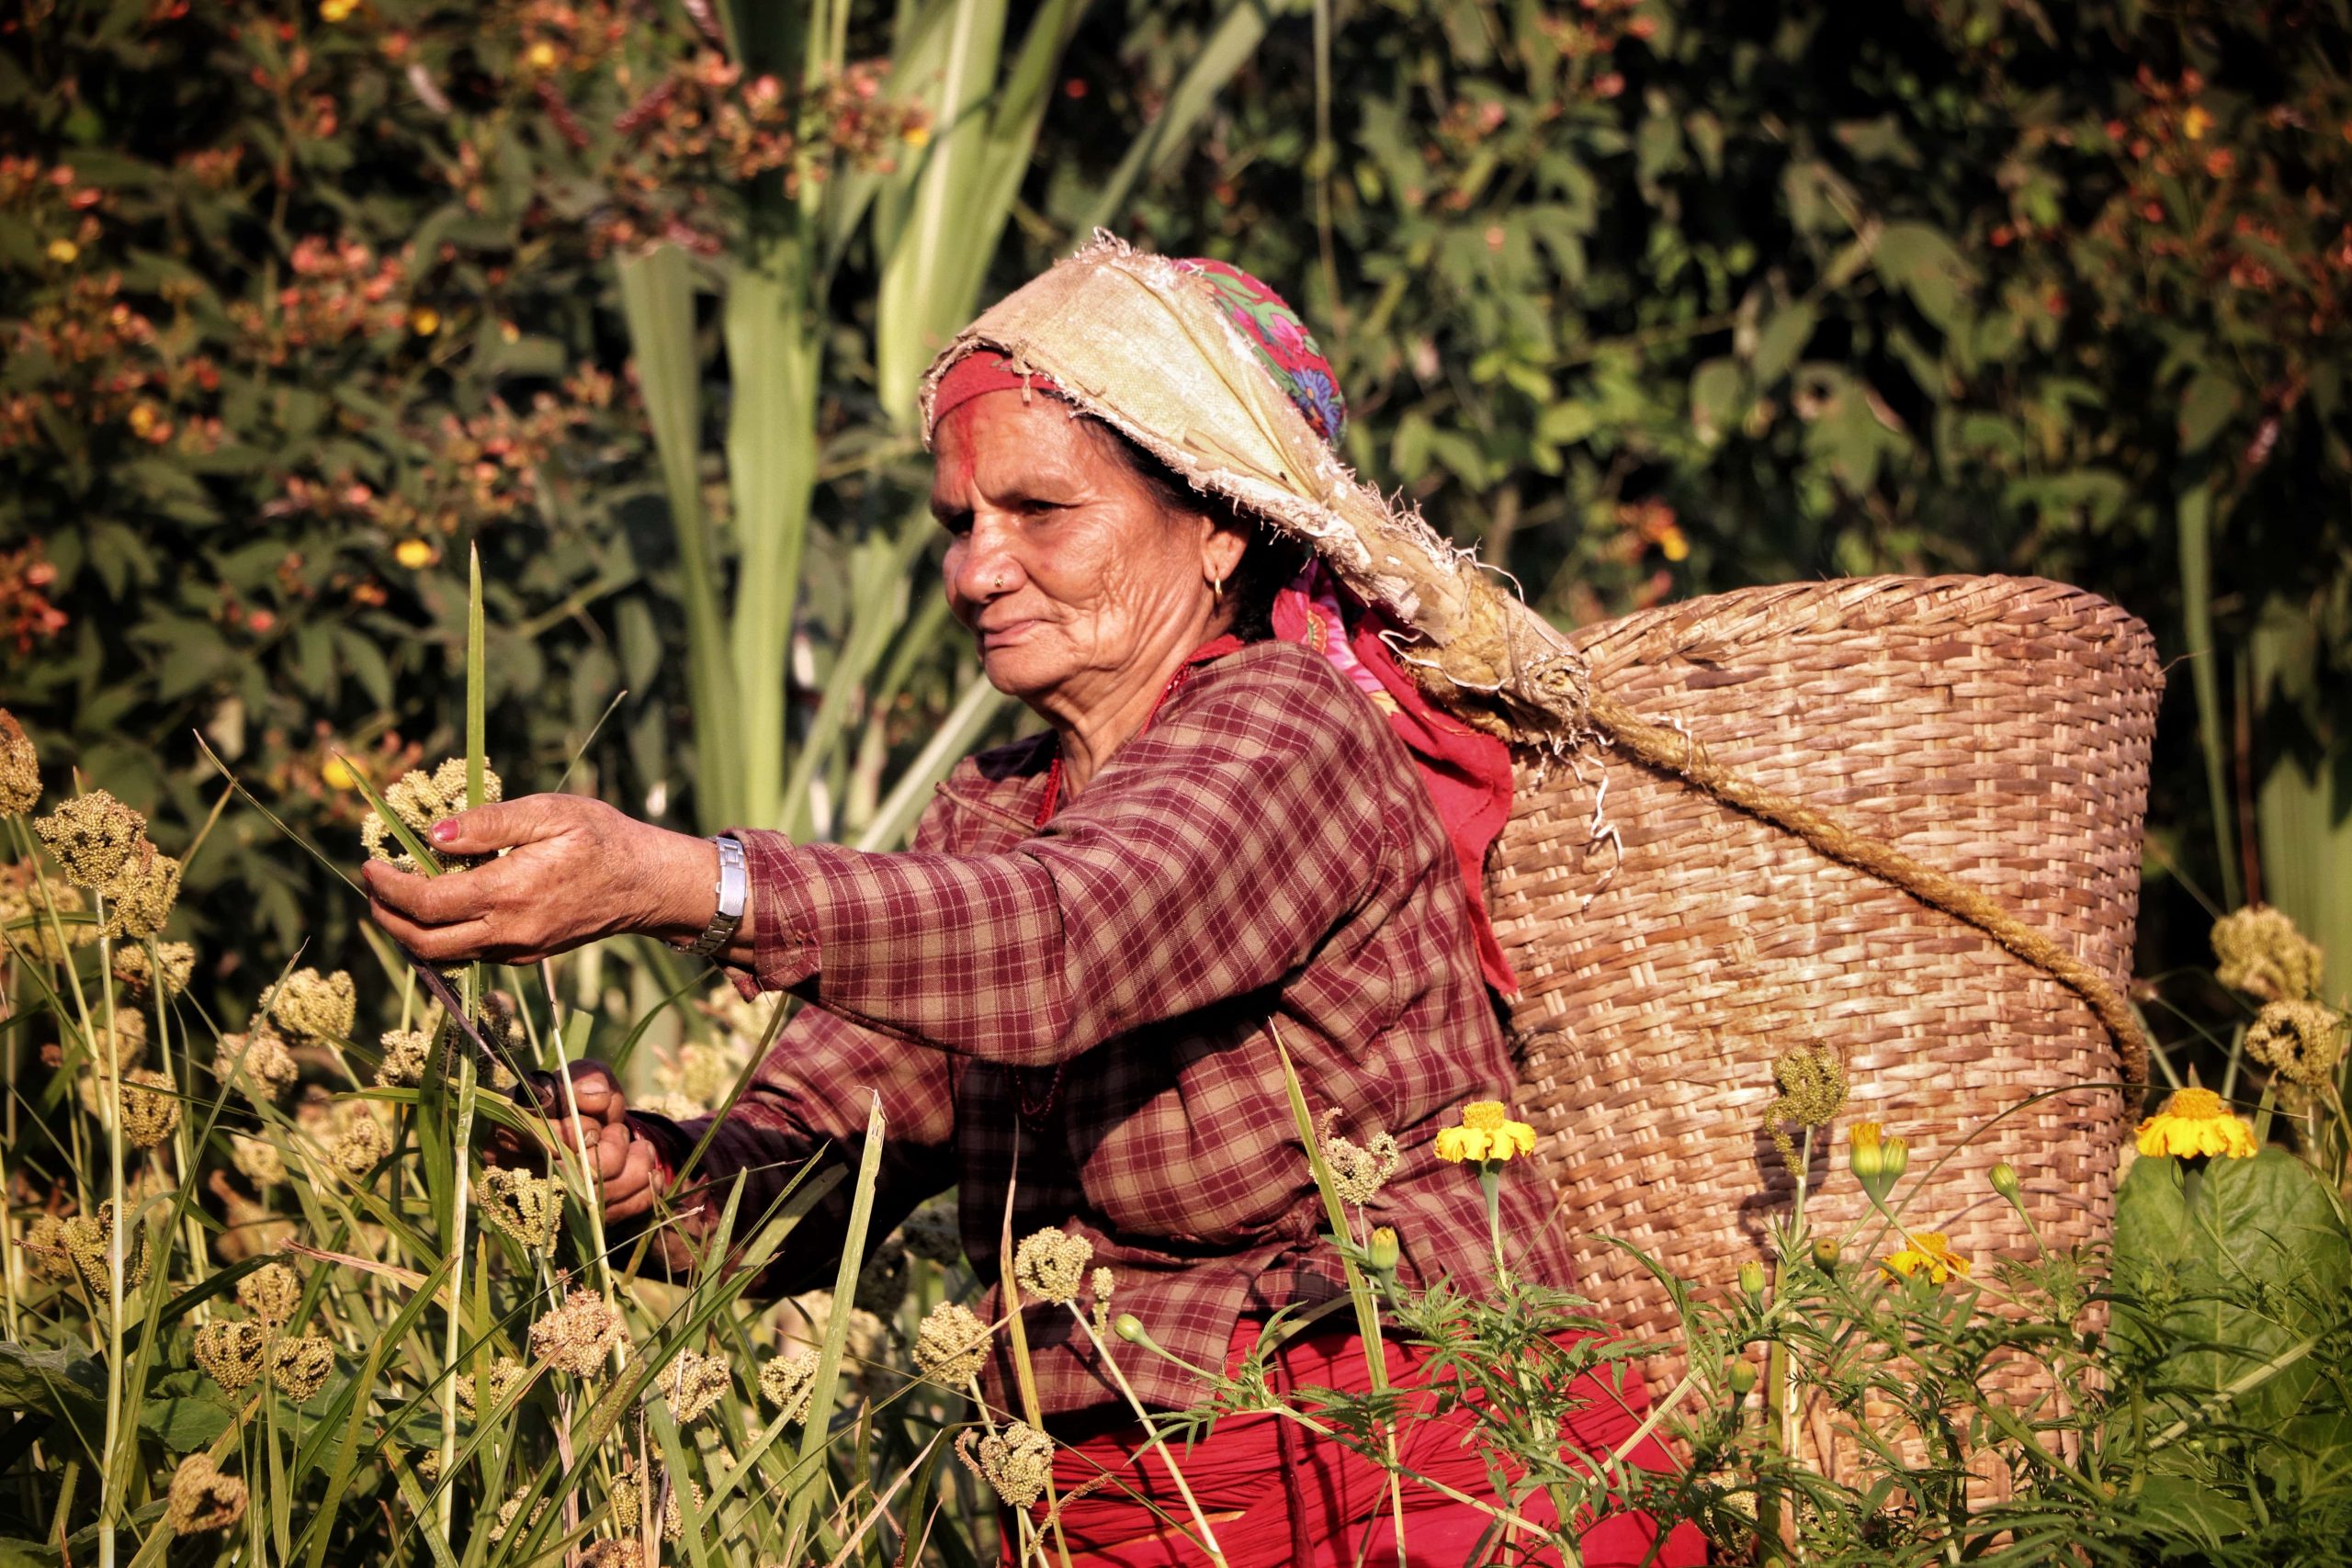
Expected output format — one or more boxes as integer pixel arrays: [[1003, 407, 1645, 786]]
[[681, 834, 747, 958]]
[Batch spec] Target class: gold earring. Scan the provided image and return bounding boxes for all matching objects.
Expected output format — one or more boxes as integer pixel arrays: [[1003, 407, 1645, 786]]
[[1211, 574, 1224, 601]]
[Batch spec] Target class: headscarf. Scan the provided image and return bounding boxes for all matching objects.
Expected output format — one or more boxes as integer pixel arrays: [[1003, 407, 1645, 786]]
[[929, 254, 1519, 995]]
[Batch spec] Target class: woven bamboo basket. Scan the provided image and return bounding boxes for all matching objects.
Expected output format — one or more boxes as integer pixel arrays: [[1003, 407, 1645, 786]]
[[1486, 575, 2160, 1400]]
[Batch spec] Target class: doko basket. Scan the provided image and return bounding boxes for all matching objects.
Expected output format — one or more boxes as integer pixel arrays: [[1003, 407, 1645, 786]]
[[1485, 574, 2161, 1375]]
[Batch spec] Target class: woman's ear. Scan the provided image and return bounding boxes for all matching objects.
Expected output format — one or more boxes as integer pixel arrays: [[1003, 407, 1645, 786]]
[[1202, 514, 1250, 589]]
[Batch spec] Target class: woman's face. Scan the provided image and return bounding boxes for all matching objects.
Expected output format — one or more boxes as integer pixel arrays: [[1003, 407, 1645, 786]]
[[933, 389, 1241, 720]]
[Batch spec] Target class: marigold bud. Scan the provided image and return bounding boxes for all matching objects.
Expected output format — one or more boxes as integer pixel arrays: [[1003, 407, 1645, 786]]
[[1989, 1162, 2023, 1203], [1881, 1134, 1912, 1182], [1738, 1259, 1767, 1303], [1727, 1359, 1758, 1397], [1811, 1236, 1840, 1272], [1113, 1313, 1146, 1344], [1366, 1225, 1401, 1275]]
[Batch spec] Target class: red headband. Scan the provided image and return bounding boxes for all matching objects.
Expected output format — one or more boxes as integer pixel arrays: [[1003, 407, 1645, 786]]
[[931, 352, 1068, 429]]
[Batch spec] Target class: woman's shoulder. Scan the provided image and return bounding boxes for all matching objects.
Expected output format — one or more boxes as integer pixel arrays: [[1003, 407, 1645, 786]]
[[1167, 637, 1393, 750]]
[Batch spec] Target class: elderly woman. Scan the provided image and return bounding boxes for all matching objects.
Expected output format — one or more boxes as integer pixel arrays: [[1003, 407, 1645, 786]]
[[364, 244, 1702, 1567]]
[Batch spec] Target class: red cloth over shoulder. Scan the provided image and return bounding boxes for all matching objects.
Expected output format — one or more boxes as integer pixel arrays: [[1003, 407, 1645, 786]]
[[1273, 562, 1518, 996]]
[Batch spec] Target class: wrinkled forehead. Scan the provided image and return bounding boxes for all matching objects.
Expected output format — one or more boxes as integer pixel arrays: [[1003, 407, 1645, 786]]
[[928, 389, 1103, 510]]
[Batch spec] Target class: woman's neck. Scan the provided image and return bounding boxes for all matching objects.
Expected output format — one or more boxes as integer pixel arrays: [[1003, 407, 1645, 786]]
[[1043, 616, 1236, 799]]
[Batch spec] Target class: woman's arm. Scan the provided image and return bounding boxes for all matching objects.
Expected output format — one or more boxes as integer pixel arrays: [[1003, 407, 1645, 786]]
[[731, 658, 1391, 1066], [359, 795, 763, 970]]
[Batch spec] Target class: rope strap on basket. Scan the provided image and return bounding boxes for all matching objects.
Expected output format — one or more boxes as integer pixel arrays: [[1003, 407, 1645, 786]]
[[1583, 690, 2151, 1088]]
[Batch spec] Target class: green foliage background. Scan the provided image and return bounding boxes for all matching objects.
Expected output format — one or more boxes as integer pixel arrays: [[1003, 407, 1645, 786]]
[[5, 0, 2348, 1030]]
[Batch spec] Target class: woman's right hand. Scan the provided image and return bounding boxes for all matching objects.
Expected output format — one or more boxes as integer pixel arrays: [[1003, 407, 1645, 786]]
[[491, 1059, 670, 1228]]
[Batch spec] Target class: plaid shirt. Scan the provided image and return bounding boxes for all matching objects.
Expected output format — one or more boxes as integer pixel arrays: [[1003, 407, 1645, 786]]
[[632, 639, 1574, 1416]]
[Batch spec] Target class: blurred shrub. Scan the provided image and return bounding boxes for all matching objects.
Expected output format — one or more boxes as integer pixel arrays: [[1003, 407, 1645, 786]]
[[6, 0, 2350, 1018]]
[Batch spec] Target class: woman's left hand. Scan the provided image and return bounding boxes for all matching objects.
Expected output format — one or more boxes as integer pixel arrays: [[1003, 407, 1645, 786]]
[[361, 794, 715, 965]]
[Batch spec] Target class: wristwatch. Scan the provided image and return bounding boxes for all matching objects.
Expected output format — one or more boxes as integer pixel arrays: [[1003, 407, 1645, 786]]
[[680, 834, 748, 958]]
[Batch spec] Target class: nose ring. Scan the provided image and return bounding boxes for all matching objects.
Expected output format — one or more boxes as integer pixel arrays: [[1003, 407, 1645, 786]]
[[990, 572, 1010, 592]]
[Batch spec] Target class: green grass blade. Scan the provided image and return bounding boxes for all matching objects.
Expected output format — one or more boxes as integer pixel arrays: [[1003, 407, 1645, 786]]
[[616, 242, 741, 829], [338, 756, 444, 878], [782, 1091, 888, 1562], [874, 0, 1011, 426], [2177, 482, 2241, 910], [722, 234, 820, 833], [467, 544, 486, 812]]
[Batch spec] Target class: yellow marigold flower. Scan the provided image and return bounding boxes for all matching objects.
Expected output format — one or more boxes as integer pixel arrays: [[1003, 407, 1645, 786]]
[[525, 40, 559, 70], [902, 122, 932, 148], [394, 536, 437, 569], [1435, 1101, 1536, 1163], [409, 306, 440, 336], [2135, 1087, 2258, 1160], [46, 238, 77, 265], [320, 0, 357, 21], [320, 755, 356, 790], [2183, 105, 2212, 140], [1882, 1231, 1971, 1285]]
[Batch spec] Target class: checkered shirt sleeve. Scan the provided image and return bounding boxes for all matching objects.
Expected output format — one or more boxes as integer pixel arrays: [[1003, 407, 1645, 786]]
[[729, 648, 1396, 1067]]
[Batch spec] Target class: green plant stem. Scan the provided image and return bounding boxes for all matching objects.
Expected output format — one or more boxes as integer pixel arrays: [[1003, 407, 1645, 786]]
[[94, 898, 123, 1568], [1069, 1311, 1228, 1567], [434, 972, 481, 1546]]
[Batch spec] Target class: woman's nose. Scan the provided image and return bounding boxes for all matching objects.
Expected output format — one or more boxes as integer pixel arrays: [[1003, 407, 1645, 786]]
[[949, 521, 1023, 605]]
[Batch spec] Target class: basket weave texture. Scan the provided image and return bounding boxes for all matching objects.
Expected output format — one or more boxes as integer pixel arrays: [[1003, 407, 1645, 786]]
[[1487, 574, 2161, 1359]]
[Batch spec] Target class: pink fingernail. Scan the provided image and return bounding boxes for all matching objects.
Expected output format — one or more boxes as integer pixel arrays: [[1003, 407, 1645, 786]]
[[431, 819, 457, 843]]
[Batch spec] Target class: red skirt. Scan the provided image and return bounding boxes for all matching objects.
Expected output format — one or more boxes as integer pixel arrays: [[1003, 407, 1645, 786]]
[[998, 1319, 1708, 1567]]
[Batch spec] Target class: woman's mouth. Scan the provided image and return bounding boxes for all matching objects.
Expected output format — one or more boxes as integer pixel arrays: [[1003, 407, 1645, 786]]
[[978, 618, 1039, 649]]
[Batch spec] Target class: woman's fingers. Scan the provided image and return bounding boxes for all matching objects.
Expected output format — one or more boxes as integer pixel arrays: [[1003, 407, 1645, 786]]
[[602, 1138, 664, 1224]]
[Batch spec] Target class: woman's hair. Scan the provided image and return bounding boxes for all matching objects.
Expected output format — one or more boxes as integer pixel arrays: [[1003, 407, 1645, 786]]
[[1078, 415, 1305, 641]]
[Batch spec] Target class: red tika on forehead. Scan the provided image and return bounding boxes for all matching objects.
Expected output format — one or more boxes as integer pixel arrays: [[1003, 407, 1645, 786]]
[[932, 353, 1071, 490]]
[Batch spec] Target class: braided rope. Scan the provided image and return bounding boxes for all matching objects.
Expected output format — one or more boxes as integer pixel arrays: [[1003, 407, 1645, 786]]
[[1584, 690, 2151, 1086]]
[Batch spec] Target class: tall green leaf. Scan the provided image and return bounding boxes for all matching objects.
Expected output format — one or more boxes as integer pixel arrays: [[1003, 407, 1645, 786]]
[[616, 243, 742, 828]]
